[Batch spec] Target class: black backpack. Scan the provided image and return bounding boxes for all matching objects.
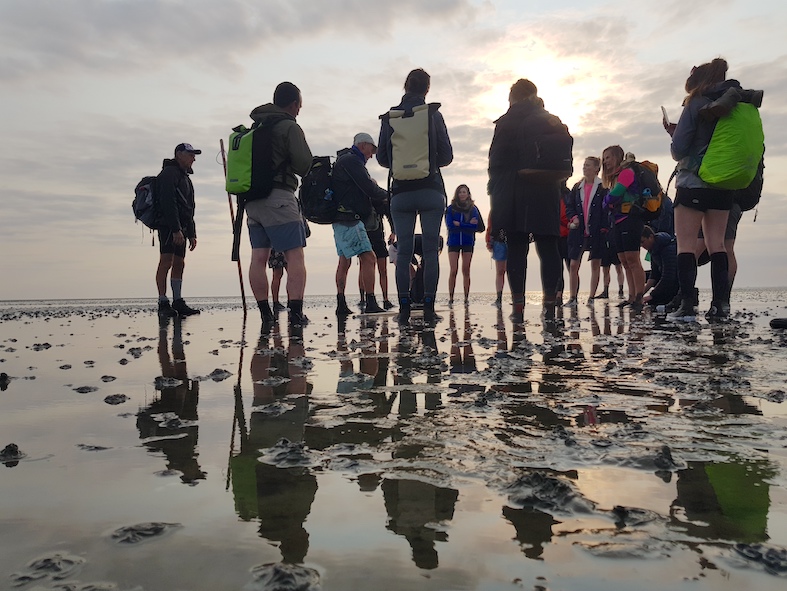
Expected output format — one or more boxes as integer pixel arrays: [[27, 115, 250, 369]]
[[132, 176, 159, 229], [517, 111, 574, 182], [627, 161, 664, 222], [734, 154, 764, 213], [299, 156, 338, 225]]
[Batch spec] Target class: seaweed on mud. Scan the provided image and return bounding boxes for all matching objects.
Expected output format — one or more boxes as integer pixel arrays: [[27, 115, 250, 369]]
[[258, 438, 321, 468], [505, 471, 596, 514], [732, 543, 787, 575], [110, 522, 182, 544], [9, 552, 86, 587], [245, 562, 321, 591]]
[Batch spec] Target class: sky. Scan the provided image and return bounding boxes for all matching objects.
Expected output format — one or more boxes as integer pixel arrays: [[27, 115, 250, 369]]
[[1, 0, 785, 301]]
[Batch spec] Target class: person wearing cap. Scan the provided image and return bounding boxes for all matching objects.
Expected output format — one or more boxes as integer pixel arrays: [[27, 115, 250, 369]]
[[155, 142, 201, 317], [331, 133, 390, 316], [245, 82, 312, 328]]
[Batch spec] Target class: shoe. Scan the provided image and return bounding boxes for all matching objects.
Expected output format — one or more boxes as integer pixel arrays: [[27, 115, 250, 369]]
[[597, 290, 609, 299], [705, 302, 730, 322], [667, 301, 698, 322], [288, 311, 309, 327], [336, 304, 352, 316], [493, 299, 502, 309], [158, 300, 178, 318], [448, 298, 454, 307], [364, 296, 385, 314], [172, 298, 200, 316], [261, 317, 276, 334], [464, 297, 469, 307], [770, 318, 787, 329], [564, 298, 578, 308], [586, 297, 595, 305], [383, 300, 395, 310], [273, 301, 287, 313], [617, 300, 630, 308], [618, 288, 624, 298]]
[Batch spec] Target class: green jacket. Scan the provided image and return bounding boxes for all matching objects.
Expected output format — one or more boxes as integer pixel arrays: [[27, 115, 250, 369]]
[[249, 103, 312, 192]]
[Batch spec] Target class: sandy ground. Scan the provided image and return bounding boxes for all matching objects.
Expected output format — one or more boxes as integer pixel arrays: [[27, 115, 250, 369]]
[[1, 291, 786, 591]]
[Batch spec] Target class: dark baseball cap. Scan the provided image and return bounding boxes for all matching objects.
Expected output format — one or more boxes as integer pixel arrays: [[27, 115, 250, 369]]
[[174, 143, 202, 155]]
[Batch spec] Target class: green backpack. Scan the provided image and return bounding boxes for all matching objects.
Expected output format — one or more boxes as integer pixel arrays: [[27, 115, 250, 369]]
[[698, 103, 764, 190]]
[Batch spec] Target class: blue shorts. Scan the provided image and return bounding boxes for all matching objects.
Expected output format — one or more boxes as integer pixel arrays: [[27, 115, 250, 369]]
[[333, 221, 373, 258], [246, 188, 307, 252], [491, 240, 507, 262]]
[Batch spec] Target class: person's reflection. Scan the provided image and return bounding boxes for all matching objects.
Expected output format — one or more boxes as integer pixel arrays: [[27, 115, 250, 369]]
[[449, 309, 476, 375], [671, 460, 773, 543], [232, 325, 317, 564], [502, 505, 559, 560], [137, 317, 205, 484], [394, 329, 442, 416], [381, 478, 458, 569]]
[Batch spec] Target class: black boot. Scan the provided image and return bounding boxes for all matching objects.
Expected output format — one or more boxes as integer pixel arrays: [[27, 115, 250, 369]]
[[397, 297, 411, 326], [423, 296, 441, 327], [364, 293, 385, 314], [336, 294, 352, 316]]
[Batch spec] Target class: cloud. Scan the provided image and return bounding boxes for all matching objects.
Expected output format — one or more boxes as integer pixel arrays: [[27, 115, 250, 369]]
[[0, 0, 476, 82]]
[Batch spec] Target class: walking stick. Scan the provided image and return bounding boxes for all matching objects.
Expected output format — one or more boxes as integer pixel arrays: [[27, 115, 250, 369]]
[[220, 139, 248, 317]]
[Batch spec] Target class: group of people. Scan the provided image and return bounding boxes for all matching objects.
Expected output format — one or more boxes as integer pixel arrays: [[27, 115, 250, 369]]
[[151, 58, 760, 329]]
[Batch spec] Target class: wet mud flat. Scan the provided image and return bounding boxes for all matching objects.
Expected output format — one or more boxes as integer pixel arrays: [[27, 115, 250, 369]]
[[1, 292, 786, 591]]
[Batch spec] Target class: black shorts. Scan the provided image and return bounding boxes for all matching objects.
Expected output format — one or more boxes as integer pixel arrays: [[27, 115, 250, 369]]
[[601, 238, 620, 267], [158, 229, 187, 258], [367, 224, 388, 259], [675, 187, 735, 212], [614, 214, 644, 253], [448, 244, 474, 253]]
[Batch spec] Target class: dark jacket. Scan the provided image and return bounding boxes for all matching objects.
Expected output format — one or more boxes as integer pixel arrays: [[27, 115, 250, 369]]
[[648, 232, 679, 305], [566, 177, 606, 239], [332, 146, 389, 227], [445, 204, 481, 247], [377, 92, 453, 195], [249, 103, 312, 192], [649, 194, 674, 236], [488, 97, 562, 237], [156, 159, 196, 237], [671, 80, 742, 190]]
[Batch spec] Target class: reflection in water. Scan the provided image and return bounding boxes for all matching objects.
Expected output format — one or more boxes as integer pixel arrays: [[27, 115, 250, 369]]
[[230, 325, 316, 563], [394, 329, 442, 416], [672, 460, 774, 543], [137, 317, 205, 484], [502, 505, 559, 560], [381, 478, 458, 569]]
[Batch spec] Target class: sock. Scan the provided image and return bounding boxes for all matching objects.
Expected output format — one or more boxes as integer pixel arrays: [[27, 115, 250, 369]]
[[289, 299, 304, 316], [170, 279, 182, 301], [710, 252, 730, 304], [337, 294, 347, 305], [677, 253, 697, 303], [257, 300, 273, 320]]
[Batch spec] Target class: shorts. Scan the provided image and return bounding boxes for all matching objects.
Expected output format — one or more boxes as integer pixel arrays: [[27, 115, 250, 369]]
[[601, 238, 620, 267], [448, 244, 474, 253], [246, 188, 308, 251], [158, 228, 187, 258], [367, 223, 389, 258], [675, 187, 735, 212], [333, 221, 373, 258], [614, 214, 644, 253], [491, 240, 507, 262], [698, 202, 742, 241], [267, 249, 287, 270]]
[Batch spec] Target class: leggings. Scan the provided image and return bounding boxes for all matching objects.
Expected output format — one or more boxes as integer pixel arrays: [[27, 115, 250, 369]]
[[506, 232, 561, 299]]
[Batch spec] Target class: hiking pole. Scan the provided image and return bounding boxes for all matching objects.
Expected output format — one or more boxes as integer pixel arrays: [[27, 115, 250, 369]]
[[220, 139, 248, 317]]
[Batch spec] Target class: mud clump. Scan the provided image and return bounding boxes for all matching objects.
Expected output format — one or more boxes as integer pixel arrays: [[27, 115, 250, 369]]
[[110, 522, 182, 544], [9, 551, 86, 586], [2, 442, 26, 466], [506, 472, 595, 514], [104, 394, 129, 405], [246, 562, 321, 591]]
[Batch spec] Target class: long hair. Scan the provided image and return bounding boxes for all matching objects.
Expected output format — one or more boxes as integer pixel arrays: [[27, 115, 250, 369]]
[[451, 184, 474, 212], [684, 58, 728, 104], [601, 145, 624, 189]]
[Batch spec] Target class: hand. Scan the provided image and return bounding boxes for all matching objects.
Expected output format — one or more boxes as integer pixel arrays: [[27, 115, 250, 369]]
[[664, 121, 677, 136], [642, 294, 652, 304], [470, 217, 478, 225], [188, 237, 197, 251], [173, 230, 185, 246], [388, 233, 396, 244], [453, 220, 460, 227]]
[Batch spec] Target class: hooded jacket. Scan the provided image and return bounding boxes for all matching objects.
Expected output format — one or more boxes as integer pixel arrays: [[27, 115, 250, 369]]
[[488, 97, 563, 236], [332, 146, 389, 227], [156, 159, 196, 237], [249, 103, 313, 192]]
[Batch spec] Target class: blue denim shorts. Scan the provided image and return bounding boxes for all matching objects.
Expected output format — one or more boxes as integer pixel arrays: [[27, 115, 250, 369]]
[[491, 240, 507, 262]]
